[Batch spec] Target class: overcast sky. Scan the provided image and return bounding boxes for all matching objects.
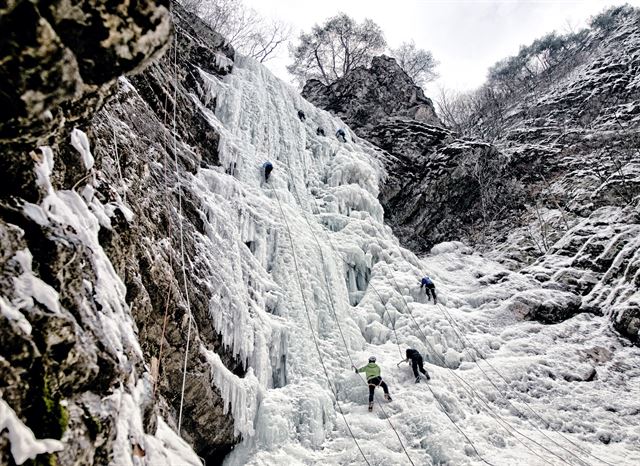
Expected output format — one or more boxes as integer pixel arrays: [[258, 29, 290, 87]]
[[243, 0, 639, 95]]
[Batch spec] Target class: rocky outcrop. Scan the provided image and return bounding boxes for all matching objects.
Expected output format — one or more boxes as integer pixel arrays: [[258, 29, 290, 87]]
[[369, 122, 523, 253], [303, 56, 520, 253], [0, 0, 171, 201], [0, 2, 243, 465], [521, 205, 640, 343], [302, 55, 441, 129]]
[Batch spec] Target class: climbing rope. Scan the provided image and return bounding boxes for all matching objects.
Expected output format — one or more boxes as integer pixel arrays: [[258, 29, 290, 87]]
[[152, 39, 178, 401], [386, 269, 584, 466], [423, 380, 499, 466], [269, 182, 372, 466], [107, 115, 127, 204], [434, 301, 612, 466], [281, 172, 415, 465], [277, 155, 501, 464], [450, 368, 561, 466], [167, 27, 194, 435]]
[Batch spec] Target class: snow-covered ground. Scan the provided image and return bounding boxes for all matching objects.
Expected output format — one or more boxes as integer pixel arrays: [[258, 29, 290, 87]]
[[6, 47, 637, 466], [185, 55, 640, 465]]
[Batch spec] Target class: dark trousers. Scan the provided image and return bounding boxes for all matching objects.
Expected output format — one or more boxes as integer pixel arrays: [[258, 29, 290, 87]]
[[265, 167, 273, 181], [421, 284, 437, 302], [367, 377, 389, 402], [411, 356, 428, 378]]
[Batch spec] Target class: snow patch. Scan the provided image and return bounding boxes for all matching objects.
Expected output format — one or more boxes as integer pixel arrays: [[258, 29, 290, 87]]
[[0, 399, 63, 465], [71, 128, 95, 170]]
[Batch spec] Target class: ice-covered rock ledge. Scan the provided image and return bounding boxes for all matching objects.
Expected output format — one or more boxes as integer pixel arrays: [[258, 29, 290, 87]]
[[2, 3, 639, 466]]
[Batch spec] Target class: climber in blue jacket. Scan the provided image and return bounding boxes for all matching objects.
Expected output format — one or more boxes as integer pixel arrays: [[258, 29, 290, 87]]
[[420, 276, 437, 303], [336, 128, 347, 142], [263, 161, 273, 182]]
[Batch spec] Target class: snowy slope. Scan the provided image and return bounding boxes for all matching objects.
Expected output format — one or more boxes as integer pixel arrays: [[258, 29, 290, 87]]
[[183, 55, 640, 465], [3, 6, 638, 464]]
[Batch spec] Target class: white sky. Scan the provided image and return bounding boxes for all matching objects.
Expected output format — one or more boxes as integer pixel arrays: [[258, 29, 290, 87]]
[[243, 0, 639, 95]]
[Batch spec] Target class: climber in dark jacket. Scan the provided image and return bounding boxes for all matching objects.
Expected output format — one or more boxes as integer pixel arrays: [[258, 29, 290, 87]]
[[297, 110, 306, 121], [316, 127, 325, 136], [263, 161, 273, 182], [403, 348, 430, 383], [420, 276, 437, 303], [336, 128, 347, 142], [353, 356, 392, 411]]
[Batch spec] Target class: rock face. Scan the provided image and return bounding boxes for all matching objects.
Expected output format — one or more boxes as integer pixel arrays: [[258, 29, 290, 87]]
[[0, 2, 243, 465], [303, 56, 523, 255], [305, 12, 640, 344], [303, 55, 441, 129], [489, 12, 640, 343], [0, 0, 171, 201], [90, 5, 242, 461]]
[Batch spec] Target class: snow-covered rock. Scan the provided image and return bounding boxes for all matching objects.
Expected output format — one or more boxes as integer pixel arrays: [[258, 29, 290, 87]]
[[1, 3, 639, 466]]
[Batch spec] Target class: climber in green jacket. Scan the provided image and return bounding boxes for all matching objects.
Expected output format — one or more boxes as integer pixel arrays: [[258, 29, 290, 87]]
[[353, 356, 392, 411]]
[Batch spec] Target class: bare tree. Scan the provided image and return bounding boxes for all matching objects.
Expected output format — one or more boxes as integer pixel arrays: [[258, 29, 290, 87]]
[[287, 13, 386, 86], [389, 40, 438, 87], [435, 87, 465, 133], [434, 87, 482, 137], [183, 0, 290, 62]]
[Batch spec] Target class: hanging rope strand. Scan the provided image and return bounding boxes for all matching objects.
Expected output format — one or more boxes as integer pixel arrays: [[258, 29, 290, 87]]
[[282, 171, 415, 465], [152, 37, 180, 401], [108, 115, 127, 204], [167, 27, 194, 435], [435, 301, 612, 466], [269, 183, 372, 466]]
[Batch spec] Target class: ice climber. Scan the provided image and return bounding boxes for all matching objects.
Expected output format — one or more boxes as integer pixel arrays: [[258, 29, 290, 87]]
[[297, 109, 306, 121], [336, 128, 347, 142], [263, 161, 273, 182], [402, 348, 430, 383], [420, 276, 437, 303], [316, 127, 325, 136], [353, 356, 392, 411]]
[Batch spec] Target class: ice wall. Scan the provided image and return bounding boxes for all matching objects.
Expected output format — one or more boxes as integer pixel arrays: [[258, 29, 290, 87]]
[[190, 56, 639, 465]]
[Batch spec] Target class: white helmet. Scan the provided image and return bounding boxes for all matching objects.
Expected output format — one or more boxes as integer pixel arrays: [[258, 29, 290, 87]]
[[368, 356, 377, 363]]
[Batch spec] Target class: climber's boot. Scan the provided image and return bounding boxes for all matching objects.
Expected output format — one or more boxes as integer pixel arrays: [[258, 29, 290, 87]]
[[368, 402, 373, 412], [415, 376, 421, 384], [384, 393, 392, 402]]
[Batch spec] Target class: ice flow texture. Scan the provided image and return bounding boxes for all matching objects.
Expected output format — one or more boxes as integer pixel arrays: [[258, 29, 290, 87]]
[[196, 55, 640, 466]]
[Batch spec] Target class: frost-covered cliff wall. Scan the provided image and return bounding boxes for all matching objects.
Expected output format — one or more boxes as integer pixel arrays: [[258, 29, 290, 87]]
[[2, 2, 640, 465], [0, 1, 211, 465], [305, 11, 640, 346]]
